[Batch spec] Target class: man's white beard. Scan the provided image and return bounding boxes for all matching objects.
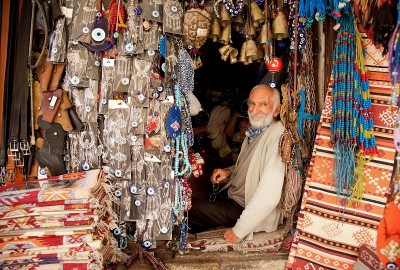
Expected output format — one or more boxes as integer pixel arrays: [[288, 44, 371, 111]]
[[248, 112, 274, 129]]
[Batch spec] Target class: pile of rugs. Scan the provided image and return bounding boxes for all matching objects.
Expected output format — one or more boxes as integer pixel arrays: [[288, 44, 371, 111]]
[[0, 169, 125, 269]]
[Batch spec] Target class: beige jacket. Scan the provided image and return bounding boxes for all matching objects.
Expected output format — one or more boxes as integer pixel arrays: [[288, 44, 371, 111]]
[[231, 120, 285, 240]]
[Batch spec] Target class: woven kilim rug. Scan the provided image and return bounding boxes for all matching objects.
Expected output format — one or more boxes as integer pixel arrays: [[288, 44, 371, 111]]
[[0, 169, 125, 269], [190, 226, 290, 253], [286, 35, 395, 269]]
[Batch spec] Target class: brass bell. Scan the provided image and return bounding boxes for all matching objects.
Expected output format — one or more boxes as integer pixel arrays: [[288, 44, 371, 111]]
[[219, 5, 231, 27], [229, 47, 238, 64], [272, 10, 289, 40], [218, 25, 231, 44], [250, 1, 265, 28], [219, 44, 231, 61], [209, 17, 221, 42], [245, 39, 259, 63], [260, 23, 272, 44], [239, 41, 249, 65], [244, 19, 256, 38], [232, 14, 244, 32]]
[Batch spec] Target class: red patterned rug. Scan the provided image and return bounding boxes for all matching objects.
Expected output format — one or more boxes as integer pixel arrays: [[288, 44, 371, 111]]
[[286, 35, 395, 269]]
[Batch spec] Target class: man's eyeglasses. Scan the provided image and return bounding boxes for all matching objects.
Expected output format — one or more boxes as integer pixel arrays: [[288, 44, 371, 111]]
[[209, 182, 219, 202]]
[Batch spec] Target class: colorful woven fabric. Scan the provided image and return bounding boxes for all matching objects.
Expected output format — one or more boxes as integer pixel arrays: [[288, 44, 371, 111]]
[[0, 169, 125, 269], [354, 244, 385, 270], [286, 34, 396, 269]]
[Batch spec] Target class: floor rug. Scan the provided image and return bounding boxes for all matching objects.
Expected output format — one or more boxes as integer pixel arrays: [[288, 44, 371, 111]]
[[286, 34, 395, 269]]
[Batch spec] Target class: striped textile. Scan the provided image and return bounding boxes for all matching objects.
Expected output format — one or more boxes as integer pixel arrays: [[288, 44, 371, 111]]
[[286, 35, 395, 269]]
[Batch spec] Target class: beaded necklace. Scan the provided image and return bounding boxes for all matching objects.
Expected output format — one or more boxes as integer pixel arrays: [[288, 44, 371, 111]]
[[289, 0, 306, 51], [331, 7, 377, 203], [222, 0, 244, 17]]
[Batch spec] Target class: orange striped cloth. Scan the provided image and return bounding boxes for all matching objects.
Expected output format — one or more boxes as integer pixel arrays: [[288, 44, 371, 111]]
[[286, 35, 396, 269]]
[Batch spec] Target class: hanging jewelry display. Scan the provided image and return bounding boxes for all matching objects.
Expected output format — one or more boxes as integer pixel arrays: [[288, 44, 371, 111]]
[[331, 5, 377, 204], [128, 106, 145, 137], [72, 80, 98, 123], [143, 22, 162, 51], [130, 57, 151, 107], [113, 55, 133, 93], [122, 0, 144, 55], [69, 0, 97, 43], [136, 220, 156, 249], [107, 100, 131, 180], [79, 122, 101, 171], [288, 0, 306, 51], [145, 162, 162, 219], [141, 0, 163, 23], [48, 17, 66, 63], [66, 41, 90, 89], [99, 58, 115, 114], [163, 0, 183, 35]]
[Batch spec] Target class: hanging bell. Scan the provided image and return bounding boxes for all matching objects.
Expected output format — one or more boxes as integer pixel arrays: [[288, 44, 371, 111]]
[[245, 39, 259, 63], [272, 10, 289, 40], [232, 14, 244, 32], [219, 5, 232, 27], [260, 23, 272, 44], [229, 47, 238, 64], [218, 25, 231, 44], [209, 17, 221, 42], [250, 1, 265, 28], [239, 40, 249, 65], [244, 19, 256, 38], [219, 44, 231, 61]]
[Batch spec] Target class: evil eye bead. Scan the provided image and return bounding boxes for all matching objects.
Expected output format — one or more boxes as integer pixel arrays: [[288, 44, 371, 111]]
[[39, 168, 47, 175], [157, 85, 163, 92], [134, 199, 141, 206], [113, 32, 119, 39], [129, 184, 138, 194], [71, 76, 80, 85], [72, 40, 79, 45], [131, 135, 137, 142], [161, 63, 166, 72], [171, 5, 178, 13], [115, 169, 122, 177], [269, 82, 276, 88], [101, 99, 107, 105], [122, 78, 130, 85], [164, 181, 170, 189], [85, 106, 91, 112], [82, 163, 90, 170], [148, 49, 155, 56], [132, 121, 138, 128], [113, 228, 121, 236], [147, 187, 155, 195], [91, 28, 106, 42], [41, 182, 50, 190], [152, 10, 160, 18], [397, 204, 400, 209], [163, 145, 171, 152], [386, 263, 397, 269], [114, 190, 122, 197], [143, 240, 152, 248], [138, 94, 145, 101], [152, 92, 160, 99], [82, 26, 90, 34], [52, 47, 58, 54], [95, 61, 101, 66], [160, 226, 168, 234], [126, 43, 134, 52]]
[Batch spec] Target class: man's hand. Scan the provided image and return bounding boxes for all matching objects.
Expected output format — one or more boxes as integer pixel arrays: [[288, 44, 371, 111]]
[[210, 168, 231, 184], [224, 228, 241, 244]]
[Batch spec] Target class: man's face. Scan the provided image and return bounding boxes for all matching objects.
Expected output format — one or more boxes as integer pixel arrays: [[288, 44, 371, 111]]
[[247, 87, 279, 129]]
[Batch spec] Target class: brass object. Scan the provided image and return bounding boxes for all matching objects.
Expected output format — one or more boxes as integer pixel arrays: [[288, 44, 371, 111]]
[[250, 1, 265, 27], [209, 17, 221, 42], [271, 10, 289, 40]]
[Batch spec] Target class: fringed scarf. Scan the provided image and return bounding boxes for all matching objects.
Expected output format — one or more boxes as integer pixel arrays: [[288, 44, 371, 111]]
[[331, 5, 377, 205]]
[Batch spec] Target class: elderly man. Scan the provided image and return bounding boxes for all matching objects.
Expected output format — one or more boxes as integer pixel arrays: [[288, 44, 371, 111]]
[[189, 84, 285, 244]]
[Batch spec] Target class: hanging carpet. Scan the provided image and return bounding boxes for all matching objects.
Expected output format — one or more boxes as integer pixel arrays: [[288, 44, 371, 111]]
[[286, 34, 396, 269]]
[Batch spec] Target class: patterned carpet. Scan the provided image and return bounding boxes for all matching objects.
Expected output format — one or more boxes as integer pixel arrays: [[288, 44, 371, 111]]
[[0, 170, 124, 269], [286, 35, 396, 269]]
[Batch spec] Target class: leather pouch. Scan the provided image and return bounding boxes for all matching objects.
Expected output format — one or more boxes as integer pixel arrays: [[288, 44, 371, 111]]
[[68, 107, 84, 131], [53, 91, 73, 131], [48, 63, 65, 91], [36, 143, 66, 176], [41, 89, 63, 122], [37, 58, 54, 92]]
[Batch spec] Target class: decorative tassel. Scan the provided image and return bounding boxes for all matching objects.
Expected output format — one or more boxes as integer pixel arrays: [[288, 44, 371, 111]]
[[334, 142, 356, 199], [349, 152, 372, 203]]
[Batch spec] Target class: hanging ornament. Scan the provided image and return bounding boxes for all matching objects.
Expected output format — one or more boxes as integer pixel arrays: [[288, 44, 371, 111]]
[[272, 9, 289, 40], [265, 56, 283, 88], [250, 1, 265, 27], [209, 17, 221, 42], [183, 2, 212, 49], [222, 0, 244, 17]]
